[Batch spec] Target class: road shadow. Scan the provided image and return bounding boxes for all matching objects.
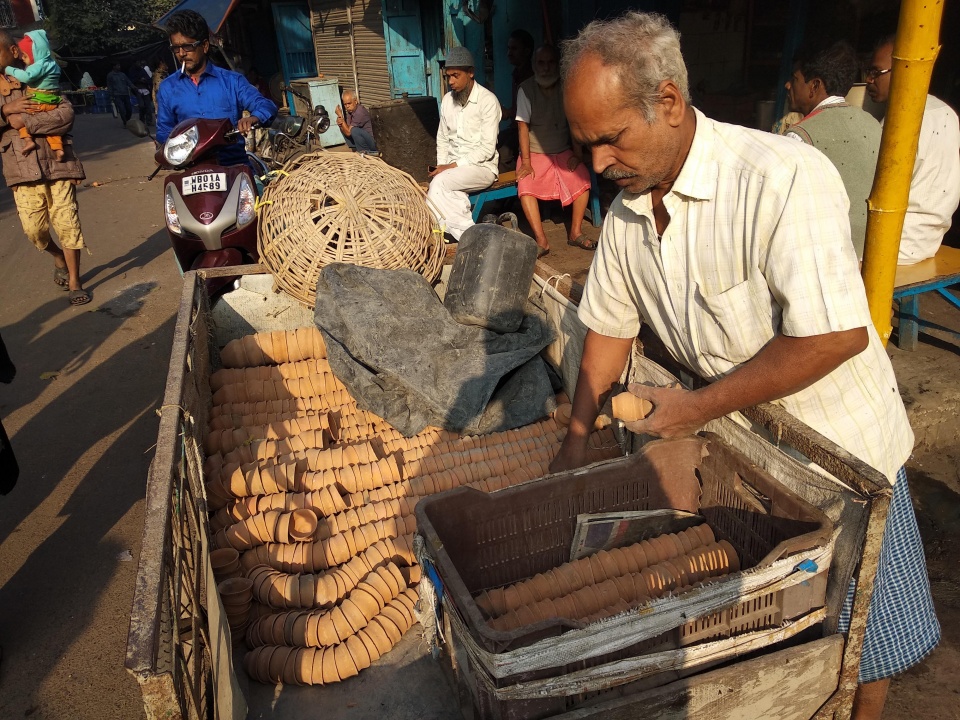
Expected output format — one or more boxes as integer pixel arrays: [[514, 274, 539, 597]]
[[0, 315, 175, 718]]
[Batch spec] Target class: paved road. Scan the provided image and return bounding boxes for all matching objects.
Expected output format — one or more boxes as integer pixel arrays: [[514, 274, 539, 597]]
[[0, 114, 180, 719]]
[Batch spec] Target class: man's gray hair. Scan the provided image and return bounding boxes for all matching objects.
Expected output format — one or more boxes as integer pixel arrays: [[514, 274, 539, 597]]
[[561, 11, 690, 123], [342, 88, 357, 101]]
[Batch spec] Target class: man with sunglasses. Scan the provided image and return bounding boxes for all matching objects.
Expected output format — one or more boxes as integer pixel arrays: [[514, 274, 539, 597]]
[[866, 34, 959, 265], [156, 10, 277, 167]]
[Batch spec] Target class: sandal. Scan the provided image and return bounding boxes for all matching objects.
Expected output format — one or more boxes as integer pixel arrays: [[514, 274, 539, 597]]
[[567, 235, 598, 251], [537, 246, 550, 258], [69, 289, 91, 306], [54, 266, 69, 290]]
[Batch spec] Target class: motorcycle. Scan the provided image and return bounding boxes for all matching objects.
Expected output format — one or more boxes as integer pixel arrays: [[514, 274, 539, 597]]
[[154, 118, 263, 298], [256, 86, 331, 168]]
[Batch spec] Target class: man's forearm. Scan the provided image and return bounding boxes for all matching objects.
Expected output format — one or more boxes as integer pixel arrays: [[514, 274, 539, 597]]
[[695, 329, 867, 419], [568, 331, 634, 441], [24, 100, 74, 136], [518, 122, 531, 162], [550, 330, 633, 471], [630, 328, 870, 439]]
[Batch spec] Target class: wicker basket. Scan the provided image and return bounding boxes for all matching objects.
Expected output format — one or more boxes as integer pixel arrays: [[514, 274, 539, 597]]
[[257, 152, 444, 307]]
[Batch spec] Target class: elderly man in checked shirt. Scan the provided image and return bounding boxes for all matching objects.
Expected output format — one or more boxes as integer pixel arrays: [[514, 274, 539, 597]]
[[552, 12, 938, 720], [427, 47, 501, 241]]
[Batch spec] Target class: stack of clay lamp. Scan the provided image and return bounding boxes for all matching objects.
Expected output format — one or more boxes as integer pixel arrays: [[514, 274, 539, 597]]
[[203, 327, 621, 686], [476, 524, 741, 631]]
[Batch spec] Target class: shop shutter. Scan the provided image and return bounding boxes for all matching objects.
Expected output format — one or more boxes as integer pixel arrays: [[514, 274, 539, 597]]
[[309, 0, 391, 105]]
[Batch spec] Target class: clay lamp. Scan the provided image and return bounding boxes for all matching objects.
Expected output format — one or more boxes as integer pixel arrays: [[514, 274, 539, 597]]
[[356, 630, 380, 666], [219, 577, 254, 605], [251, 567, 274, 601], [265, 645, 291, 683], [276, 513, 294, 545], [346, 633, 371, 672], [316, 614, 340, 647], [250, 512, 271, 544], [502, 586, 521, 612], [255, 645, 277, 683], [320, 646, 340, 684], [289, 509, 318, 543], [676, 530, 695, 553], [211, 548, 241, 577], [536, 571, 559, 600], [577, 558, 596, 586], [598, 551, 620, 581], [380, 604, 408, 635], [639, 539, 660, 565], [513, 604, 539, 627], [365, 620, 393, 656], [373, 614, 403, 644], [718, 540, 741, 572], [694, 524, 715, 546], [610, 549, 631, 576], [267, 574, 288, 608]]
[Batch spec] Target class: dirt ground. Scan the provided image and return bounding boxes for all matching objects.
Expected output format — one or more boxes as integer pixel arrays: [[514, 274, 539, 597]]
[[0, 115, 956, 719]]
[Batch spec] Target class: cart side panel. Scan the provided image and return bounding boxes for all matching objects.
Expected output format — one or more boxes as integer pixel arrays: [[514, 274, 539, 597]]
[[126, 272, 245, 720]]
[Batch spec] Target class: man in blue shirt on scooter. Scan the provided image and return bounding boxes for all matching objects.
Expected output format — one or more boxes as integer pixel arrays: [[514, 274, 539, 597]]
[[156, 10, 277, 167]]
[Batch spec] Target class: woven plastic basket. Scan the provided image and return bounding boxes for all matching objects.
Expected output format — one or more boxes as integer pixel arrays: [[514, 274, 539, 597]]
[[257, 152, 444, 307]]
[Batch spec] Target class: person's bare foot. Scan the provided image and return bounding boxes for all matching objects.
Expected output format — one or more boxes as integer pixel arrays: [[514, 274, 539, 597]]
[[54, 148, 65, 162], [20, 137, 37, 155]]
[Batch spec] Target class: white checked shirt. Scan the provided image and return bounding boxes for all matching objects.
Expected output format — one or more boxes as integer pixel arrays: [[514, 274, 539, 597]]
[[890, 95, 960, 265], [436, 81, 501, 175], [580, 108, 913, 485]]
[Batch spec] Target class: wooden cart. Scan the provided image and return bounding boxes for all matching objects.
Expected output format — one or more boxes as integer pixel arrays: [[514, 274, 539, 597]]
[[125, 264, 888, 720]]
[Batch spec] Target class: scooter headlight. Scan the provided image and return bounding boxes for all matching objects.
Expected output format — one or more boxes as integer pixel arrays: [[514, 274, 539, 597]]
[[236, 174, 256, 228], [164, 185, 182, 235], [164, 125, 199, 167]]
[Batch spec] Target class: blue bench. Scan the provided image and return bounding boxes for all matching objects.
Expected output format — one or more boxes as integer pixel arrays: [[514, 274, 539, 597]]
[[893, 245, 960, 350], [469, 170, 604, 227]]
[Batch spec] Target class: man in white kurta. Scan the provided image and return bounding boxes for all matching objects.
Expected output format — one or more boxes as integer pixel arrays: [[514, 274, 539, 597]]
[[866, 38, 960, 265], [555, 12, 938, 720], [427, 47, 501, 241]]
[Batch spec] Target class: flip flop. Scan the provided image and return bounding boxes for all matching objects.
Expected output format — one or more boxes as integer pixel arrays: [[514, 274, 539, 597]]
[[69, 289, 91, 306], [567, 235, 598, 251], [54, 266, 69, 290], [537, 246, 550, 258]]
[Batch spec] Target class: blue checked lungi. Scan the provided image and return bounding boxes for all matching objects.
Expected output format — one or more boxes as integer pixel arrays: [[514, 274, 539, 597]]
[[837, 467, 940, 683]]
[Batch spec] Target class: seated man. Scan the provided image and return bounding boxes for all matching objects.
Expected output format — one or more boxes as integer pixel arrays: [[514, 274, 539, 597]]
[[156, 10, 277, 167], [867, 34, 960, 265], [427, 47, 501, 242], [335, 88, 377, 154], [784, 40, 881, 261], [516, 45, 593, 257]]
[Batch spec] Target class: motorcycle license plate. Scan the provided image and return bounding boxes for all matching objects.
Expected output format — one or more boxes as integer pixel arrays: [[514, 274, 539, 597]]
[[182, 172, 227, 195]]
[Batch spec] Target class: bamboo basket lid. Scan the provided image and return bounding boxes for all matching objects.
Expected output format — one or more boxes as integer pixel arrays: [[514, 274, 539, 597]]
[[257, 152, 444, 307]]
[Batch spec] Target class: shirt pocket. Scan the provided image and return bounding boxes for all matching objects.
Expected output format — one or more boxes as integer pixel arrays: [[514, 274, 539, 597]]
[[457, 107, 481, 141], [694, 274, 776, 367]]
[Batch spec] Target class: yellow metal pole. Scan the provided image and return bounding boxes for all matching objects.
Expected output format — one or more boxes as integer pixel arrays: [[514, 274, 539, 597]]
[[861, 0, 945, 345]]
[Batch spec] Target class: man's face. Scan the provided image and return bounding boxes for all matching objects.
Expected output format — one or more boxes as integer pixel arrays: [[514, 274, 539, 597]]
[[534, 48, 559, 85], [866, 43, 893, 103], [169, 32, 209, 75], [565, 54, 682, 196], [444, 67, 474, 94], [342, 95, 358, 113], [0, 38, 20, 70], [506, 38, 527, 68], [785, 68, 816, 115]]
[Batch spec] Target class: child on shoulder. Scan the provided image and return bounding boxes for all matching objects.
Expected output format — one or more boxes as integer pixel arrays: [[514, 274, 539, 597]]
[[3, 30, 65, 161]]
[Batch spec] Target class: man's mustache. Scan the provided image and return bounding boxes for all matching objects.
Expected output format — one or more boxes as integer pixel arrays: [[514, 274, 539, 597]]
[[603, 167, 637, 180]]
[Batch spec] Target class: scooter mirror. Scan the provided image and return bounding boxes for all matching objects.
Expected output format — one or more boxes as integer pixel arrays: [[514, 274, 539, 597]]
[[314, 105, 331, 134]]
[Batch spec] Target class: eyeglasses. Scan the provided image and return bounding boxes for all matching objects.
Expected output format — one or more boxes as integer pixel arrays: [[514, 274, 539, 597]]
[[865, 67, 892, 82], [169, 41, 204, 54]]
